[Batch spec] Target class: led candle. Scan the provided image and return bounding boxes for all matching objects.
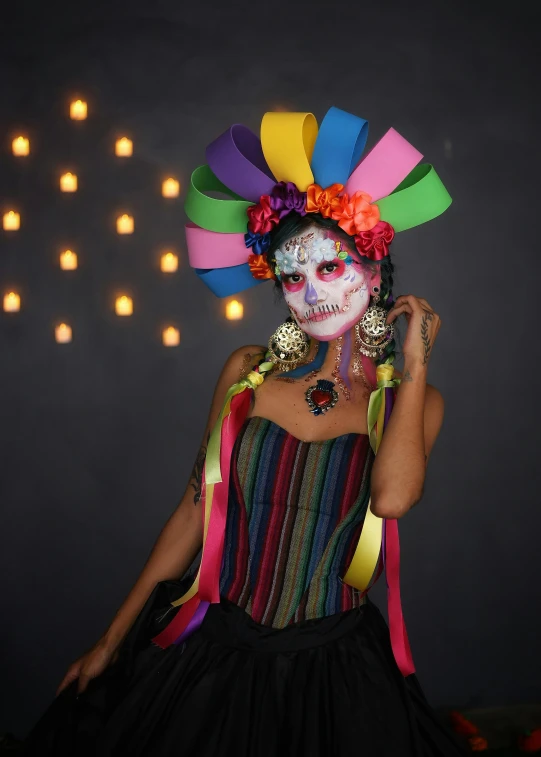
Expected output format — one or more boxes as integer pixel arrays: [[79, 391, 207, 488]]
[[55, 323, 72, 343], [162, 326, 180, 346], [60, 172, 78, 192], [3, 292, 20, 312], [162, 178, 180, 198], [226, 299, 243, 320], [70, 100, 87, 120], [160, 252, 178, 272], [115, 295, 133, 316], [3, 211, 20, 231], [12, 136, 30, 156], [116, 214, 134, 234], [115, 137, 133, 157], [60, 250, 78, 270]]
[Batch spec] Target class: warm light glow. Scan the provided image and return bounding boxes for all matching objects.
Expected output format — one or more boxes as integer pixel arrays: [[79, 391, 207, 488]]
[[115, 295, 133, 316], [55, 323, 72, 343], [12, 136, 30, 156], [60, 172, 78, 192], [116, 214, 134, 234], [162, 326, 180, 347], [160, 252, 178, 273], [162, 178, 180, 198], [115, 137, 133, 157], [60, 249, 78, 270], [70, 99, 87, 120], [2, 211, 20, 231], [3, 292, 20, 312], [225, 299, 244, 320]]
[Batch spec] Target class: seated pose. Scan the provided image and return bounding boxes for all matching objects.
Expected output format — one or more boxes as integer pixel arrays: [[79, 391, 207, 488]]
[[24, 106, 469, 756]]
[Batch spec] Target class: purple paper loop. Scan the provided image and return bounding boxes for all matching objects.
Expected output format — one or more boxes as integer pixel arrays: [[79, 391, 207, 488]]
[[206, 124, 276, 203]]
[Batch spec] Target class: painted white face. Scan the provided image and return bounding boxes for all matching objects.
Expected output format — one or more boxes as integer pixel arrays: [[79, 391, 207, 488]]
[[275, 225, 374, 341]]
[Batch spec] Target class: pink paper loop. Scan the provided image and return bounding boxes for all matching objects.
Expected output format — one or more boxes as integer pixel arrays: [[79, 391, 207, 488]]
[[346, 128, 423, 203], [186, 222, 249, 269]]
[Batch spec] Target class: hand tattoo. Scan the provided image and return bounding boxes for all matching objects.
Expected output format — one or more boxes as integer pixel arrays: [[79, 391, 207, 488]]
[[420, 310, 434, 365]]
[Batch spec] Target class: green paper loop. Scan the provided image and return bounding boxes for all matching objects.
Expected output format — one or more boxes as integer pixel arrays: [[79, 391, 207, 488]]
[[375, 164, 452, 232], [184, 165, 254, 233]]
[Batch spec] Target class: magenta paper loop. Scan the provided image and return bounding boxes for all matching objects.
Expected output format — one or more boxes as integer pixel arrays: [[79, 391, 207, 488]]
[[346, 128, 423, 202], [186, 222, 248, 269], [206, 124, 277, 203]]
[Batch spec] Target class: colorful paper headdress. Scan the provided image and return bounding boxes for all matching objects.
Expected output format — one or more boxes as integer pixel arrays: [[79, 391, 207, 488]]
[[184, 106, 452, 297]]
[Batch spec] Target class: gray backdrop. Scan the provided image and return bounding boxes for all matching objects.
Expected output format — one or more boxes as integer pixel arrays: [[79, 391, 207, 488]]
[[1, 0, 539, 739]]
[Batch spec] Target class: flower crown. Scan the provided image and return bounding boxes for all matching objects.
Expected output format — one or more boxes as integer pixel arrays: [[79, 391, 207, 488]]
[[184, 106, 452, 297], [244, 181, 396, 282]]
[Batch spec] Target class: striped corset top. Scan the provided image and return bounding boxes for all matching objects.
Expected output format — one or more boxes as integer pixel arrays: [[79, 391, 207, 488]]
[[219, 415, 375, 628]]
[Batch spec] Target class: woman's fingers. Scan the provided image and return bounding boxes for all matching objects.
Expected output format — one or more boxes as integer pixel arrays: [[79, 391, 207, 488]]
[[55, 663, 81, 697]]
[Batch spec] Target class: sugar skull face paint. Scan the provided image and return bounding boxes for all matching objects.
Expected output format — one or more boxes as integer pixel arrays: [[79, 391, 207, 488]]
[[275, 225, 376, 341]]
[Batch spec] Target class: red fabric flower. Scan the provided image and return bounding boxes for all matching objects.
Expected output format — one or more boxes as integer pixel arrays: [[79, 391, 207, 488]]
[[248, 253, 276, 281], [354, 221, 395, 261], [246, 195, 280, 234]]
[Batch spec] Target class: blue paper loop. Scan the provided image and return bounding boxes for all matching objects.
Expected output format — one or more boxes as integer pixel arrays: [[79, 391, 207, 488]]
[[311, 106, 369, 188], [195, 264, 267, 297]]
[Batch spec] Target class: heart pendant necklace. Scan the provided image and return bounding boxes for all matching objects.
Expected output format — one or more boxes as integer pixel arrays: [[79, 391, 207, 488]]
[[305, 379, 339, 416]]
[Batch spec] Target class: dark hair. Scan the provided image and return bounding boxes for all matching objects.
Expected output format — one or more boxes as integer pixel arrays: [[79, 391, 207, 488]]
[[266, 212, 399, 367]]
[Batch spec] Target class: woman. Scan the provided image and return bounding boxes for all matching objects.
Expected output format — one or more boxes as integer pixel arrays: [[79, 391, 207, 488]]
[[24, 107, 469, 755]]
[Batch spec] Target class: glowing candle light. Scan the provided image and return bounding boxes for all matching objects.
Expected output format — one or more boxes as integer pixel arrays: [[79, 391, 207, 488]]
[[162, 326, 180, 347], [115, 295, 133, 316], [225, 299, 243, 320], [55, 323, 72, 343], [162, 178, 180, 198], [60, 249, 78, 270], [70, 100, 87, 120], [12, 136, 30, 156], [60, 172, 78, 192], [115, 137, 133, 157], [116, 214, 134, 234], [3, 292, 20, 312], [160, 252, 178, 273], [2, 211, 20, 231]]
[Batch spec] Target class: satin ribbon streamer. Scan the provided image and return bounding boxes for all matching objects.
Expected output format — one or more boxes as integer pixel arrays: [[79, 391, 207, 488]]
[[342, 363, 415, 677]]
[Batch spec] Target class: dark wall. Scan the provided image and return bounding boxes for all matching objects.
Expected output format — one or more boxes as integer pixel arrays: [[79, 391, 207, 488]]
[[1, 0, 539, 738]]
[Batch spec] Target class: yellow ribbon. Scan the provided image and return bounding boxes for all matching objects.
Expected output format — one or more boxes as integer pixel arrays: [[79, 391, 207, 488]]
[[260, 112, 318, 191], [342, 363, 401, 591]]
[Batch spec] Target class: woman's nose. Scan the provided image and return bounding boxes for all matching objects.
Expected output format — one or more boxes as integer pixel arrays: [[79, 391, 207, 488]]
[[304, 282, 318, 306]]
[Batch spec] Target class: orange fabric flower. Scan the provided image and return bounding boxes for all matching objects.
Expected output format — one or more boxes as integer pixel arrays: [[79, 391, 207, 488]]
[[306, 183, 345, 218], [331, 190, 380, 234], [248, 253, 276, 281]]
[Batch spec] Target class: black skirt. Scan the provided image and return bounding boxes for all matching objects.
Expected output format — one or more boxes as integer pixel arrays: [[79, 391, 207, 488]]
[[24, 578, 469, 756]]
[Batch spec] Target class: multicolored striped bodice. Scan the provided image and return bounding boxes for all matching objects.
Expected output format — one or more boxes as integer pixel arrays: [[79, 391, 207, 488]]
[[219, 415, 375, 628]]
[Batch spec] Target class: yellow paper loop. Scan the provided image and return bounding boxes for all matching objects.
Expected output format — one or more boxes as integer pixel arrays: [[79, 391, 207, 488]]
[[260, 112, 318, 191]]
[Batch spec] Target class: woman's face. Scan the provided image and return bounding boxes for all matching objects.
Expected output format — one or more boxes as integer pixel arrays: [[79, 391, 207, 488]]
[[275, 224, 379, 341]]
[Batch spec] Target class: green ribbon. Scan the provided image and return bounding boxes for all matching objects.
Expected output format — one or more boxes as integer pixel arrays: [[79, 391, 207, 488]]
[[184, 165, 254, 233], [376, 164, 452, 232], [367, 375, 401, 454]]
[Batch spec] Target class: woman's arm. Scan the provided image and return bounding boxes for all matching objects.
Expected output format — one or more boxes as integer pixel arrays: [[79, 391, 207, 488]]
[[369, 359, 444, 520], [101, 344, 266, 650]]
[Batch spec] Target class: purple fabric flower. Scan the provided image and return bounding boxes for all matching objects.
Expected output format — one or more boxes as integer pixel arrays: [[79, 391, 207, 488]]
[[269, 182, 307, 219]]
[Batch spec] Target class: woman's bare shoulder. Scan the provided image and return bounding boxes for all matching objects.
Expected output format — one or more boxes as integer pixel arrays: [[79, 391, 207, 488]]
[[222, 345, 268, 382]]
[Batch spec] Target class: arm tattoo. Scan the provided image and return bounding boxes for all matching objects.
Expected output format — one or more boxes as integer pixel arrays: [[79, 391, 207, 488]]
[[402, 369, 413, 382], [190, 434, 209, 505], [420, 310, 434, 365]]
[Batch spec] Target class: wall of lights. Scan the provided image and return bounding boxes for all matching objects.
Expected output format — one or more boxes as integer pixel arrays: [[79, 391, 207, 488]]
[[1, 98, 244, 346]]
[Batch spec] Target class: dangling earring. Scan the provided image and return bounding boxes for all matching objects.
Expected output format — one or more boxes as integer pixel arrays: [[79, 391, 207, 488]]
[[355, 286, 395, 358], [267, 316, 311, 372]]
